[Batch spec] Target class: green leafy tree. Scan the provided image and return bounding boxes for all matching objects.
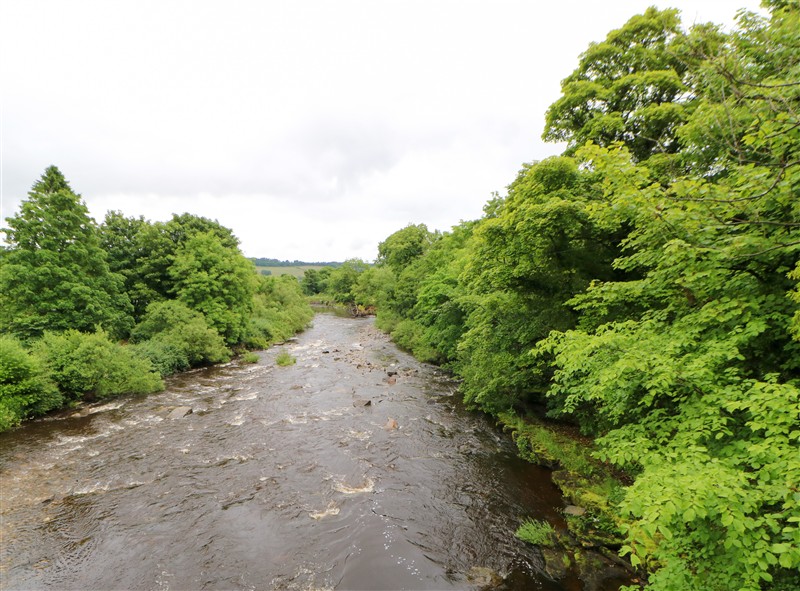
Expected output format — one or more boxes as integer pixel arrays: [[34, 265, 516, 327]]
[[324, 259, 370, 305], [301, 267, 332, 295], [169, 231, 257, 344], [454, 157, 619, 413], [98, 212, 244, 322], [0, 167, 134, 340], [543, 7, 709, 166], [376, 223, 437, 272]]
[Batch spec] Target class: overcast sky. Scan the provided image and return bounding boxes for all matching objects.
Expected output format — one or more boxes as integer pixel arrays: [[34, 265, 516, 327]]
[[1, 0, 763, 262]]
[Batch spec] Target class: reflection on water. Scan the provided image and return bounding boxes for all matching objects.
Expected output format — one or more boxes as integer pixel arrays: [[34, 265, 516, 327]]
[[1, 313, 591, 590]]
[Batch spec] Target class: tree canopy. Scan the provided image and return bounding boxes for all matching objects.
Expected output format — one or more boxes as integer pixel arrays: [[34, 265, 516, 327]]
[[362, 4, 800, 589], [0, 167, 133, 340]]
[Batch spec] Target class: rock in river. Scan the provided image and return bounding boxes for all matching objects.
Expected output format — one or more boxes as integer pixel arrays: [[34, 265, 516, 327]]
[[168, 406, 193, 419]]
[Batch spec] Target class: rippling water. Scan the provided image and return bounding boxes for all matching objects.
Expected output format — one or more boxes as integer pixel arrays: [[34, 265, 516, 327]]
[[1, 313, 589, 590]]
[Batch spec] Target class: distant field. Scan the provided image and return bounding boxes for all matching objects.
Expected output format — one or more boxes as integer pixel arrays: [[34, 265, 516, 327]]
[[255, 265, 328, 278]]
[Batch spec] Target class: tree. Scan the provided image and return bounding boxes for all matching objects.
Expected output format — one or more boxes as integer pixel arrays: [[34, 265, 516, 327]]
[[0, 167, 133, 340], [98, 212, 244, 322], [543, 8, 710, 166], [325, 259, 369, 304], [169, 231, 257, 344], [301, 267, 332, 295], [377, 223, 437, 272]]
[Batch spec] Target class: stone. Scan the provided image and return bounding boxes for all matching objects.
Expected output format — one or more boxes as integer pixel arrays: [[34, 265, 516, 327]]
[[466, 566, 502, 588], [564, 505, 587, 516], [168, 406, 193, 419], [353, 398, 372, 407]]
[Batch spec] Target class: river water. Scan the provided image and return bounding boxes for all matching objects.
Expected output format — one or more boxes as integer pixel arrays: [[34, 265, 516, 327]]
[[1, 313, 606, 590]]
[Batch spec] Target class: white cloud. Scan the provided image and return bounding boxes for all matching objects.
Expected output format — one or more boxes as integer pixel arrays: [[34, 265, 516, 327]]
[[0, 0, 763, 261]]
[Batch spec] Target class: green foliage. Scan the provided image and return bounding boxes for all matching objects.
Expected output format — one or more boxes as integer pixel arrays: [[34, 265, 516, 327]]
[[537, 5, 800, 586], [169, 231, 257, 344], [130, 300, 230, 374], [98, 211, 246, 323], [275, 350, 296, 367], [0, 335, 62, 431], [515, 518, 555, 547], [300, 266, 332, 295], [33, 330, 163, 401], [323, 259, 370, 304], [543, 7, 697, 164], [376, 223, 437, 272], [362, 4, 800, 589], [247, 274, 313, 347], [0, 167, 134, 340], [2, 174, 311, 428], [241, 351, 259, 364]]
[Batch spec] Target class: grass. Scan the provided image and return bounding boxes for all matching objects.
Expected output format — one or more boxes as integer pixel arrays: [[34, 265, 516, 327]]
[[241, 351, 259, 364], [516, 518, 555, 546], [276, 350, 296, 366]]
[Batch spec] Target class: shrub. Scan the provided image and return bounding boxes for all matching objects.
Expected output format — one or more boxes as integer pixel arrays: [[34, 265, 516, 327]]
[[130, 339, 189, 376], [247, 275, 314, 346], [33, 329, 163, 400], [0, 335, 62, 431], [131, 300, 230, 373]]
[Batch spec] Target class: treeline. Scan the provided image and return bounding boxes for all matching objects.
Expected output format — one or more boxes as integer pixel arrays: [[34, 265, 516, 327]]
[[250, 257, 342, 267], [0, 167, 313, 431], [333, 5, 799, 590], [299, 259, 374, 305]]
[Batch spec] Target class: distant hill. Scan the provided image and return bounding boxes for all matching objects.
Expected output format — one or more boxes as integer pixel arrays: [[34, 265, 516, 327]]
[[250, 258, 342, 268]]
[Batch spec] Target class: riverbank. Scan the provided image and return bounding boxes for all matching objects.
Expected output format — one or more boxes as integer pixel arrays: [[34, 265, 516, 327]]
[[498, 412, 642, 586]]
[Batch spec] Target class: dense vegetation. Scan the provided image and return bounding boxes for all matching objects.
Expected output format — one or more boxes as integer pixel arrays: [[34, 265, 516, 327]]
[[0, 167, 312, 431], [339, 4, 799, 590]]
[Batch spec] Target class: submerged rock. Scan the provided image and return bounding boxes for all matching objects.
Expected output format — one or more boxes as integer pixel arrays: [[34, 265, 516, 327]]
[[541, 548, 570, 580], [352, 398, 372, 407], [466, 566, 503, 589], [384, 418, 398, 430], [168, 406, 193, 419]]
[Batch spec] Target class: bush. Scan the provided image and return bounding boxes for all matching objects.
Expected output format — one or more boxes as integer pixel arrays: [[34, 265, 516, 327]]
[[247, 275, 313, 346], [131, 300, 230, 374], [241, 351, 259, 364], [33, 329, 163, 400], [0, 335, 62, 431], [130, 339, 190, 376]]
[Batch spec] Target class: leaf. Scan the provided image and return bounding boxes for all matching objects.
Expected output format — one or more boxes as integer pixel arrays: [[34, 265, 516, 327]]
[[721, 513, 734, 526]]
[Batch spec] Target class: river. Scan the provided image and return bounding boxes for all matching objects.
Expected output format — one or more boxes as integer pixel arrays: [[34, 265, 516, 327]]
[[0, 313, 622, 590]]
